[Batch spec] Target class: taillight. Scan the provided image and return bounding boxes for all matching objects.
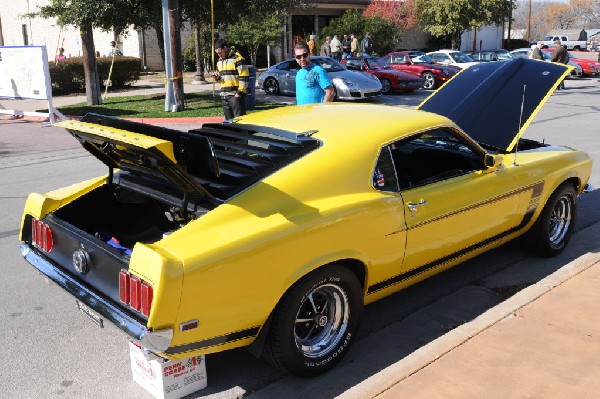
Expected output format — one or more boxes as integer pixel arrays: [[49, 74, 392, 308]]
[[119, 269, 153, 317], [130, 275, 142, 311], [31, 218, 54, 253], [119, 270, 130, 304], [141, 281, 153, 317]]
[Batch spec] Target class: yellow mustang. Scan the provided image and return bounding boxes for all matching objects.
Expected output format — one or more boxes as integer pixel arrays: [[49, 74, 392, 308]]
[[20, 59, 592, 376]]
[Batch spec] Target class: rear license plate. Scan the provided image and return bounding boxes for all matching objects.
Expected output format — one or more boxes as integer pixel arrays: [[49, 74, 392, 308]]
[[77, 300, 104, 328]]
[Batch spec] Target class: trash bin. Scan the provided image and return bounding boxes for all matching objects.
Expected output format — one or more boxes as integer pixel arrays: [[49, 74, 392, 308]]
[[245, 66, 256, 111]]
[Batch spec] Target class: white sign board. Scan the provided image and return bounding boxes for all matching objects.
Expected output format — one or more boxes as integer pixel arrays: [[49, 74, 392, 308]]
[[0, 46, 50, 100], [0, 45, 64, 123]]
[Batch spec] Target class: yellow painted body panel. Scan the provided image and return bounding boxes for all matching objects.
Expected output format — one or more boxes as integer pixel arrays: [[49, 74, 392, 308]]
[[22, 104, 593, 359]]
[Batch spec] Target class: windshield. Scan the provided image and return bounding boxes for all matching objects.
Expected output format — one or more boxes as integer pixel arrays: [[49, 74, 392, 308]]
[[449, 52, 474, 63], [365, 57, 390, 69], [312, 57, 346, 72], [496, 50, 513, 60], [409, 51, 434, 64]]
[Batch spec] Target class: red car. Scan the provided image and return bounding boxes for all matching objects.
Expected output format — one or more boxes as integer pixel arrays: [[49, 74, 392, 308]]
[[383, 51, 461, 90], [341, 56, 424, 94], [542, 48, 597, 76]]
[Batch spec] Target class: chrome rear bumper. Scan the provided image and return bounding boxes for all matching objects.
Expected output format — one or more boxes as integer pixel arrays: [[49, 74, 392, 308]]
[[20, 244, 173, 353]]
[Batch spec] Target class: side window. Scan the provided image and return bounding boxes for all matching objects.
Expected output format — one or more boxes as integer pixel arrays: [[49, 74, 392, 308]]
[[278, 61, 299, 71], [389, 129, 484, 190], [346, 60, 361, 70], [372, 145, 399, 192]]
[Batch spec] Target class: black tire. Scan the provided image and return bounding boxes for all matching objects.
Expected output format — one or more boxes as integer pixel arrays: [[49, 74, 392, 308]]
[[523, 183, 577, 257], [264, 78, 280, 95], [422, 72, 437, 90], [263, 264, 363, 377], [379, 78, 392, 94]]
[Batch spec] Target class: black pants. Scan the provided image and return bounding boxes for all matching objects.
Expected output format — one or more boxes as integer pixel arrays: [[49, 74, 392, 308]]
[[221, 94, 246, 120]]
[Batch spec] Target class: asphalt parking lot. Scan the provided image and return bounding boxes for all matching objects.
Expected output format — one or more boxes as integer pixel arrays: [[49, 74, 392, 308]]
[[1, 73, 599, 398]]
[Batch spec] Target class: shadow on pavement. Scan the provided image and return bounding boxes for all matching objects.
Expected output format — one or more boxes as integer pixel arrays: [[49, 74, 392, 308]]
[[189, 190, 600, 398]]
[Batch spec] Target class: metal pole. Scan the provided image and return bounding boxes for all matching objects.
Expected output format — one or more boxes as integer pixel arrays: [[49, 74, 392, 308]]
[[527, 0, 532, 43], [162, 0, 176, 112]]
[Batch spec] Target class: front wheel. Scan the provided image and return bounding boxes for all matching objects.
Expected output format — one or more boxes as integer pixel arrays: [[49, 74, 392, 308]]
[[379, 78, 392, 94], [263, 77, 280, 95], [263, 264, 363, 376], [522, 183, 577, 257], [422, 72, 436, 90]]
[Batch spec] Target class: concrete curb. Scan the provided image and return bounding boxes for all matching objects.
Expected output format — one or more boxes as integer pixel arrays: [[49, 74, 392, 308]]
[[336, 251, 600, 399]]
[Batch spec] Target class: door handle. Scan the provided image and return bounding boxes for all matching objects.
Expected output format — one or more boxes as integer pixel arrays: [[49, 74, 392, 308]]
[[407, 200, 427, 212]]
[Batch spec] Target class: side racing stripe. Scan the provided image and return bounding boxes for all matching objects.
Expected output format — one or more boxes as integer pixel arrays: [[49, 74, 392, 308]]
[[367, 181, 544, 295], [165, 326, 260, 355]]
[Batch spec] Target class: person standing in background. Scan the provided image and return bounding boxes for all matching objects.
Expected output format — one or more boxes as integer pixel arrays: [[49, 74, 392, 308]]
[[530, 42, 544, 60], [294, 41, 335, 105], [211, 38, 250, 119], [307, 35, 317, 56], [341, 34, 351, 59], [320, 36, 332, 57], [55, 48, 67, 62], [330, 35, 342, 61], [550, 40, 569, 90], [350, 34, 359, 56]]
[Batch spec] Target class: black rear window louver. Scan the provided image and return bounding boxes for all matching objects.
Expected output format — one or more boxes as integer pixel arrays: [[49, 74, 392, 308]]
[[78, 114, 320, 201], [188, 123, 320, 199]]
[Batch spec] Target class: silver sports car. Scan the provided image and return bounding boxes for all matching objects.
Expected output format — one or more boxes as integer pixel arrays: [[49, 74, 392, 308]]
[[257, 56, 382, 100]]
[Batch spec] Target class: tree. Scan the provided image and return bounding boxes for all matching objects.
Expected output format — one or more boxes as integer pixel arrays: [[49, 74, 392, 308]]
[[227, 14, 283, 66], [33, 0, 155, 105], [572, 0, 600, 27], [362, 16, 403, 55], [546, 3, 578, 29], [363, 0, 418, 31], [416, 0, 515, 49], [320, 9, 365, 40]]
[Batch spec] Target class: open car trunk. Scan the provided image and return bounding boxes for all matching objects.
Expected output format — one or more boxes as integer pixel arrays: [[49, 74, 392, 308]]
[[23, 115, 320, 314]]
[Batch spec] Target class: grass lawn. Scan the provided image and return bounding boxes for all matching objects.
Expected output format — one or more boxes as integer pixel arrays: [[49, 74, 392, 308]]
[[57, 91, 287, 118]]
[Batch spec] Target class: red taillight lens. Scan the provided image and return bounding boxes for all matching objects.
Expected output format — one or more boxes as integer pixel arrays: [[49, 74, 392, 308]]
[[141, 281, 153, 317], [119, 269, 130, 304], [31, 218, 54, 253], [118, 270, 153, 317], [130, 275, 142, 312]]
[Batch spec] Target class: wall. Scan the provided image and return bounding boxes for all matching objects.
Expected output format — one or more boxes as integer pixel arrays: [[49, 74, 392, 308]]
[[0, 0, 139, 61], [461, 25, 503, 52]]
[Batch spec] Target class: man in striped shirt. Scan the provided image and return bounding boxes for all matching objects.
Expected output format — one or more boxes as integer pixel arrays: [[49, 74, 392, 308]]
[[212, 39, 250, 119]]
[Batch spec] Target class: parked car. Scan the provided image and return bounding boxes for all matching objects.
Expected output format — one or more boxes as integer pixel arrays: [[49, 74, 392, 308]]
[[340, 56, 424, 94], [257, 56, 382, 100], [20, 58, 592, 378], [382, 51, 461, 90], [542, 48, 597, 76], [466, 49, 513, 62], [510, 48, 583, 77], [426, 49, 479, 69], [541, 34, 586, 51]]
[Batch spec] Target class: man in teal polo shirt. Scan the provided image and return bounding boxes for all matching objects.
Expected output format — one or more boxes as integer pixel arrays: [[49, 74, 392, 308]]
[[294, 42, 335, 105]]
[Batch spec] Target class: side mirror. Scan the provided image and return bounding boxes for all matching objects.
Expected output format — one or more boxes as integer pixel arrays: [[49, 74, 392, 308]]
[[404, 61, 411, 65], [484, 153, 503, 171]]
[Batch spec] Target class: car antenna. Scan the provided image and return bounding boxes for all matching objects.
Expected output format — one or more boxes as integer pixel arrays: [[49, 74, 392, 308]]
[[514, 84, 526, 166]]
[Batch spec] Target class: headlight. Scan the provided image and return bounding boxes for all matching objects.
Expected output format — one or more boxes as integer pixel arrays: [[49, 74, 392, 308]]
[[333, 78, 354, 88]]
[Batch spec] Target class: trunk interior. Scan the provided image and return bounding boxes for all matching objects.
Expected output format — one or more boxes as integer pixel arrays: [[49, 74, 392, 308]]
[[53, 184, 195, 251]]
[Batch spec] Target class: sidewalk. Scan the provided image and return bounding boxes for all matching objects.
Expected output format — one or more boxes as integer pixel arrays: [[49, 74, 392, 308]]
[[338, 242, 600, 398]]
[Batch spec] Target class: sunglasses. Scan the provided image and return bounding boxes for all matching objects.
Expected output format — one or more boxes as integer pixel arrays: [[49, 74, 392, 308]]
[[295, 53, 309, 60]]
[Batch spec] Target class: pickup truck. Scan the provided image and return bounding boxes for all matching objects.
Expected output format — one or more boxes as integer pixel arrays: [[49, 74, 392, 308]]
[[541, 35, 586, 51]]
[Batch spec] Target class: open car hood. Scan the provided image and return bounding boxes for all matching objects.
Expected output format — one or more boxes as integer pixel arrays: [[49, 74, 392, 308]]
[[418, 58, 572, 152], [55, 119, 219, 203]]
